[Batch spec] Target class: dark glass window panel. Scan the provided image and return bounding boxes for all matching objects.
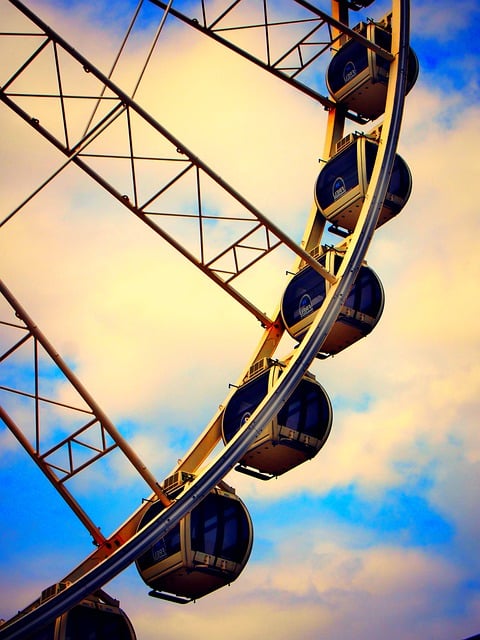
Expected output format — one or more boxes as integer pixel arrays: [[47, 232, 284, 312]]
[[65, 606, 133, 640], [222, 372, 269, 442], [278, 380, 331, 440], [374, 26, 392, 74], [201, 498, 218, 556], [190, 494, 250, 564], [365, 140, 378, 182], [222, 505, 241, 559], [315, 144, 360, 211], [343, 265, 383, 318], [364, 141, 411, 209], [191, 494, 218, 557], [388, 156, 412, 205]]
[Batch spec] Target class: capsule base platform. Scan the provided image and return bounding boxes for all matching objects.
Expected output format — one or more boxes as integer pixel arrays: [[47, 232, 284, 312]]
[[145, 562, 237, 601], [324, 191, 401, 232], [238, 429, 321, 477], [335, 74, 389, 123]]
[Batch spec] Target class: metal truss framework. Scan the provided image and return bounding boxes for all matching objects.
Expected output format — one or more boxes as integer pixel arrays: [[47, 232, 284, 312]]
[[0, 0, 412, 636], [149, 0, 392, 116], [0, 0, 343, 329], [0, 0, 360, 555], [0, 280, 171, 548]]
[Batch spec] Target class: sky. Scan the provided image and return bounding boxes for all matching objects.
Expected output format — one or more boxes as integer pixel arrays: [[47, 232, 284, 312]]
[[0, 0, 479, 639]]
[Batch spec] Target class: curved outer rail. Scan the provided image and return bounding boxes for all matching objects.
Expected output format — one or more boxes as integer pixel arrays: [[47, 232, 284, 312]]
[[0, 0, 410, 637]]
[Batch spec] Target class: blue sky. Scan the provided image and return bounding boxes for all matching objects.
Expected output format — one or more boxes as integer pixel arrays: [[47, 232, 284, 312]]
[[1, 0, 480, 639]]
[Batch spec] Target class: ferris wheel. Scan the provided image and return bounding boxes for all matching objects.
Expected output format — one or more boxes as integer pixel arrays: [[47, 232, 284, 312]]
[[0, 0, 417, 637]]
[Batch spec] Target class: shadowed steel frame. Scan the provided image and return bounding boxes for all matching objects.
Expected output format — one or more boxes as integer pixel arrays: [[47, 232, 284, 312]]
[[0, 0, 411, 636]]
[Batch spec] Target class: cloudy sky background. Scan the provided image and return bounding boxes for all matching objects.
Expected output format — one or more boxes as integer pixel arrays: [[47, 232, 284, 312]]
[[1, 0, 479, 638]]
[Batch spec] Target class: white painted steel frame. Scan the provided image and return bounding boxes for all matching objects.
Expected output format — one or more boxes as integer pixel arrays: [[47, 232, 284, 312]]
[[0, 0, 411, 636]]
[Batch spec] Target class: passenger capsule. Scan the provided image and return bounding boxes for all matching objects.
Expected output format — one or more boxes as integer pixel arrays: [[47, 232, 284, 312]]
[[326, 19, 419, 120], [28, 595, 136, 640], [136, 488, 253, 602], [281, 250, 384, 356], [222, 362, 332, 478], [315, 134, 412, 232]]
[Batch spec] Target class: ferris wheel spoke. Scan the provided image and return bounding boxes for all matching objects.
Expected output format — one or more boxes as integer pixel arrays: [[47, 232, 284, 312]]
[[148, 0, 391, 122], [0, 280, 171, 537], [1, 0, 336, 326]]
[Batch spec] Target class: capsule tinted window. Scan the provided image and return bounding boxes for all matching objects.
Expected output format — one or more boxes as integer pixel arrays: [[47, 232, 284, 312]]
[[222, 501, 249, 561], [364, 141, 412, 209], [335, 256, 383, 318], [339, 265, 379, 317], [315, 144, 359, 211], [374, 26, 391, 75], [194, 493, 218, 556], [387, 156, 411, 202], [222, 372, 269, 442], [364, 140, 377, 181], [65, 606, 134, 640], [278, 379, 331, 440], [190, 493, 250, 563]]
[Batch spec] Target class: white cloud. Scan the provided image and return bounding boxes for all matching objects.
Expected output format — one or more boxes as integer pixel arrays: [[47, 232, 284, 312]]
[[118, 537, 475, 640], [1, 1, 480, 636], [412, 1, 477, 42]]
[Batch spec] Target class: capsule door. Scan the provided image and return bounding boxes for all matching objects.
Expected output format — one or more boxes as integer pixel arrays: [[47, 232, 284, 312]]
[[136, 502, 184, 594]]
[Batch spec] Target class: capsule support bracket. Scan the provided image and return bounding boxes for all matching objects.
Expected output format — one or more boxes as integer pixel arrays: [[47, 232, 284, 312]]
[[234, 463, 275, 481], [148, 590, 193, 605]]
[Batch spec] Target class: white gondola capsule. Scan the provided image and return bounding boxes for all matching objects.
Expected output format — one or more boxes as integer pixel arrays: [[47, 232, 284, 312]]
[[326, 17, 419, 120], [222, 362, 332, 478], [28, 596, 136, 640], [281, 249, 384, 356], [315, 133, 412, 232], [136, 488, 253, 603]]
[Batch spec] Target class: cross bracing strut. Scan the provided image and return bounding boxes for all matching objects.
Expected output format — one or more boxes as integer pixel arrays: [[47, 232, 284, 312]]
[[1, 0, 336, 329], [0, 279, 172, 549], [148, 0, 393, 122]]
